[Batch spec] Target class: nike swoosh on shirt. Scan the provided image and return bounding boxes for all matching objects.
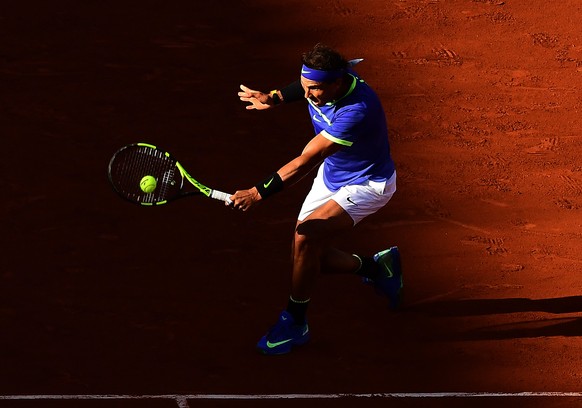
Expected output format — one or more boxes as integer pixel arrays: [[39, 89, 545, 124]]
[[312, 114, 321, 123]]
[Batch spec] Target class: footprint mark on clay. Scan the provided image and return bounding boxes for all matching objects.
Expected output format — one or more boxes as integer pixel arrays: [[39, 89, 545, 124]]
[[554, 198, 579, 210], [330, 0, 354, 16], [392, 51, 408, 59], [530, 247, 553, 260], [462, 236, 508, 255], [526, 137, 559, 154], [425, 198, 451, 218], [482, 153, 509, 169], [432, 47, 463, 65], [560, 174, 582, 195]]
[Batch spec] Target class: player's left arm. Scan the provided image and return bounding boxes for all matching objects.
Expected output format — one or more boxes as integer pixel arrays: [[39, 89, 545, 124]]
[[238, 81, 304, 110]]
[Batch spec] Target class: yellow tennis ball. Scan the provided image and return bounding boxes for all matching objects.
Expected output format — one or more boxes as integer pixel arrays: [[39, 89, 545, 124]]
[[140, 175, 157, 193]]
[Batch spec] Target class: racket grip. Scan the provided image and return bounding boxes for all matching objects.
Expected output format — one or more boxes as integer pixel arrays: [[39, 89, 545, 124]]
[[210, 189, 233, 204]]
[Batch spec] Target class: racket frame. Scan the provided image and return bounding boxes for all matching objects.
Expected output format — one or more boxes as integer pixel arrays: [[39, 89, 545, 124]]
[[109, 142, 231, 206]]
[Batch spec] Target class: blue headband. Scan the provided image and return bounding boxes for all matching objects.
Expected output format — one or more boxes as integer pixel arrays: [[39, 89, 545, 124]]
[[300, 64, 345, 83]]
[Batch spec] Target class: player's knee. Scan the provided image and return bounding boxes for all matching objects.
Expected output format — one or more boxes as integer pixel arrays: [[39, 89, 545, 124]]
[[293, 232, 320, 259], [294, 227, 311, 249], [295, 220, 314, 240], [294, 219, 325, 249]]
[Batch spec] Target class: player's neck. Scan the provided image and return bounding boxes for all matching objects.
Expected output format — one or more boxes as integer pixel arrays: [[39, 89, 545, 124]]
[[330, 74, 353, 104]]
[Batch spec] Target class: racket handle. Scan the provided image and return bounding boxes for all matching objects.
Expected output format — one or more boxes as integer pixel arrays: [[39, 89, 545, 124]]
[[210, 189, 233, 204]]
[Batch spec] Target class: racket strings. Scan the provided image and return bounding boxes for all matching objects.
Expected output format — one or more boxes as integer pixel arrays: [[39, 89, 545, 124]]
[[159, 166, 175, 200], [109, 145, 181, 204], [136, 148, 169, 203]]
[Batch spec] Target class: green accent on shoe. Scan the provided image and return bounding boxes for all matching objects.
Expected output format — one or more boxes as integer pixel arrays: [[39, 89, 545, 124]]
[[266, 338, 294, 349]]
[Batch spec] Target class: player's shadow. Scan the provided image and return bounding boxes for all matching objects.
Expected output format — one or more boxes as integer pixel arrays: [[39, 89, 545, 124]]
[[416, 296, 582, 316], [409, 296, 582, 339]]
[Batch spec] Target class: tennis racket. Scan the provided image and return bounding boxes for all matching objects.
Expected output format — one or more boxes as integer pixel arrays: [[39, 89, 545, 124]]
[[108, 142, 232, 206]]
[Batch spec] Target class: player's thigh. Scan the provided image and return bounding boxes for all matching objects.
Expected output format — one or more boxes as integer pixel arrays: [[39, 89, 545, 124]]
[[295, 199, 354, 241]]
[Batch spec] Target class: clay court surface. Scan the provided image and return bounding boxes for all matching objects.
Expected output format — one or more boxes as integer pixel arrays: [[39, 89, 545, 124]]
[[1, 1, 581, 407]]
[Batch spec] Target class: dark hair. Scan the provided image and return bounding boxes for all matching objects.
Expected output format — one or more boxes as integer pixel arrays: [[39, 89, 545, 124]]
[[302, 43, 348, 71]]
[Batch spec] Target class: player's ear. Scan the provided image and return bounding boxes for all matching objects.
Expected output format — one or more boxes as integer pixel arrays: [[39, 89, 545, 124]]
[[330, 77, 343, 93]]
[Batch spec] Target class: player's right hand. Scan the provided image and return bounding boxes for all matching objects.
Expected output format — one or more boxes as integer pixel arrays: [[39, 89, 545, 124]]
[[229, 187, 262, 211]]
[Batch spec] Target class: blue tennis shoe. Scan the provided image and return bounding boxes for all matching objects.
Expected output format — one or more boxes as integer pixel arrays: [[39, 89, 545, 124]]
[[363, 246, 403, 309], [257, 311, 310, 355]]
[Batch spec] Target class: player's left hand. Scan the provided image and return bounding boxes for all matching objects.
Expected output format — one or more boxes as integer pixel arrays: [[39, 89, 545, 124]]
[[238, 84, 272, 110]]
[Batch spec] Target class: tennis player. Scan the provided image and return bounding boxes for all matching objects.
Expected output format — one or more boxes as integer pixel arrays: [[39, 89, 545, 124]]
[[230, 43, 402, 355]]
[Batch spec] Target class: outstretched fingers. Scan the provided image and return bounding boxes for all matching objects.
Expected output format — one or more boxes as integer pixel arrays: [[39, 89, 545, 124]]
[[238, 84, 271, 110]]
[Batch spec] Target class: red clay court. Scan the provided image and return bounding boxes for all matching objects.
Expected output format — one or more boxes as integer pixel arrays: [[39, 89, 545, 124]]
[[1, 1, 581, 407]]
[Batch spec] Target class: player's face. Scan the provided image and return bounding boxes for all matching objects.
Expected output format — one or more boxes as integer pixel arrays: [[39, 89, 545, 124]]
[[300, 76, 342, 106]]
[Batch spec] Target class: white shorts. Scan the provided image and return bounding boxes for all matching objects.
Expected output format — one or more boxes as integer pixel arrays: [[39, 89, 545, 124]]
[[298, 164, 397, 225]]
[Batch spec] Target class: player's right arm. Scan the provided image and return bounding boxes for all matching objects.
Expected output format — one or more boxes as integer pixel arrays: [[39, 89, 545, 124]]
[[277, 132, 341, 186], [229, 133, 341, 211]]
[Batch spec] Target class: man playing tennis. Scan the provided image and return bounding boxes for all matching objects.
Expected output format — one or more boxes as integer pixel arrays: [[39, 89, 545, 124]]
[[230, 43, 402, 355]]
